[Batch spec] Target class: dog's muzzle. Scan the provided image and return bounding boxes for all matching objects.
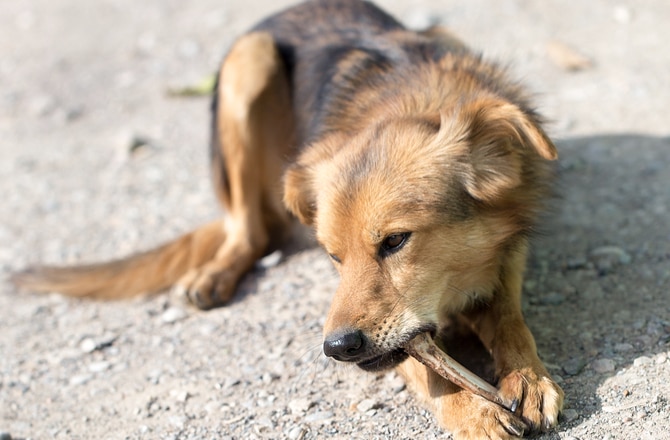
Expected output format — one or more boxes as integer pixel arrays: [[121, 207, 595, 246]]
[[323, 328, 409, 371]]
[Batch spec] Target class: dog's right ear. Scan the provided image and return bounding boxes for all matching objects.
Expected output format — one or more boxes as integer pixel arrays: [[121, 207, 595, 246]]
[[283, 163, 317, 226]]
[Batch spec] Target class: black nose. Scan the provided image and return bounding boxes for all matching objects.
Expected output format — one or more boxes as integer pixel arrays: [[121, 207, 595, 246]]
[[323, 329, 366, 361]]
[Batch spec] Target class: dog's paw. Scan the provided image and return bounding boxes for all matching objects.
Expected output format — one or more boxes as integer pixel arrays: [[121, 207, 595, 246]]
[[497, 367, 564, 433], [173, 263, 237, 310], [445, 394, 527, 440]]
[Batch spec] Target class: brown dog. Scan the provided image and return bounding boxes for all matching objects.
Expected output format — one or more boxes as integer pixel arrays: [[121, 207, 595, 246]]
[[14, 0, 564, 438]]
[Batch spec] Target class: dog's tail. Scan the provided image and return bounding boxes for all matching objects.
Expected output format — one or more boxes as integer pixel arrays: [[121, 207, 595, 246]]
[[11, 221, 225, 300]]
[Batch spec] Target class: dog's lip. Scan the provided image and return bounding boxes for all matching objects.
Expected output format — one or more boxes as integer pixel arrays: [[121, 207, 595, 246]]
[[356, 324, 437, 372], [356, 348, 408, 371]]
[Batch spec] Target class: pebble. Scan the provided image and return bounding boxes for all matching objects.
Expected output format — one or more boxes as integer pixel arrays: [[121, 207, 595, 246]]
[[655, 353, 667, 364], [80, 335, 117, 353], [170, 390, 190, 403], [563, 357, 587, 376], [169, 416, 188, 429], [88, 361, 111, 373], [287, 426, 307, 440], [257, 250, 283, 269], [356, 398, 378, 413], [589, 246, 632, 273], [535, 292, 566, 306], [0, 432, 12, 440], [288, 398, 313, 414], [388, 375, 406, 393], [614, 343, 634, 353], [592, 358, 616, 373], [633, 356, 652, 367], [70, 374, 93, 386], [304, 411, 334, 423], [80, 338, 98, 353], [564, 257, 588, 271], [161, 307, 188, 324], [562, 408, 579, 422]]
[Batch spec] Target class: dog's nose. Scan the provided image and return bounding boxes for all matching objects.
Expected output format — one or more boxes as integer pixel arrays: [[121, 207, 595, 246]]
[[323, 329, 366, 361]]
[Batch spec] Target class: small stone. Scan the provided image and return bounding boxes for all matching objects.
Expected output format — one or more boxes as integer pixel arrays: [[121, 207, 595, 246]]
[[79, 335, 116, 353], [589, 246, 632, 273], [565, 257, 588, 271], [161, 307, 187, 324], [0, 432, 12, 440], [563, 357, 587, 376], [388, 376, 406, 393], [261, 372, 279, 384], [88, 361, 110, 373], [170, 390, 190, 403], [257, 250, 283, 269], [70, 374, 93, 386], [169, 416, 188, 429], [633, 356, 652, 367], [655, 353, 667, 364], [538, 292, 566, 306], [80, 338, 98, 353], [356, 399, 378, 413], [288, 398, 313, 414], [592, 358, 616, 373], [222, 377, 241, 389], [562, 408, 579, 422], [614, 343, 634, 353], [304, 411, 334, 423], [287, 426, 306, 440]]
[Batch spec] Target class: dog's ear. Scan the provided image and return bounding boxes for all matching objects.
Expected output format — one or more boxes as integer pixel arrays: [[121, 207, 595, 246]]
[[283, 163, 316, 225], [458, 99, 557, 202]]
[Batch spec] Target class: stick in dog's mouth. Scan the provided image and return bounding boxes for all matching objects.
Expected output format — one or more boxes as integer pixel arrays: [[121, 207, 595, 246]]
[[405, 332, 510, 411]]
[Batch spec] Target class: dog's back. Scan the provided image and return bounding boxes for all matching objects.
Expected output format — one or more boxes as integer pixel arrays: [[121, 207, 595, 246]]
[[248, 0, 469, 145]]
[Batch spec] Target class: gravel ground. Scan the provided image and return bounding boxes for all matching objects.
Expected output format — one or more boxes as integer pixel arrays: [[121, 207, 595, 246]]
[[1, 1, 669, 439]]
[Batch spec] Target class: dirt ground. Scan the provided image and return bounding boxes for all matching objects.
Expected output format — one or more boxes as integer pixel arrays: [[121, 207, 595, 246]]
[[1, 0, 669, 439]]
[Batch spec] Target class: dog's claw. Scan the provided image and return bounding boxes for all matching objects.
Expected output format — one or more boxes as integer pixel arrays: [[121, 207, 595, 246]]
[[510, 398, 520, 413], [505, 420, 527, 438]]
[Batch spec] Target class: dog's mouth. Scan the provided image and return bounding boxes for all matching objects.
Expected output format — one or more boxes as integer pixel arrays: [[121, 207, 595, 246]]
[[356, 325, 436, 372], [356, 348, 409, 371]]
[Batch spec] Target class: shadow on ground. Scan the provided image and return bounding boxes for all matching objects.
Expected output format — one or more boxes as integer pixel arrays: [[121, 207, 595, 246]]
[[523, 133, 670, 434]]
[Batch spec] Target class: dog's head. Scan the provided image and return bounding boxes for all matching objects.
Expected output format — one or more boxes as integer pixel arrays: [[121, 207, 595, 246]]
[[284, 99, 556, 371]]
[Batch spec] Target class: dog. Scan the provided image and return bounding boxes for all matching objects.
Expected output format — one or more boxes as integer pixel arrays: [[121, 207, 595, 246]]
[[13, 1, 564, 438]]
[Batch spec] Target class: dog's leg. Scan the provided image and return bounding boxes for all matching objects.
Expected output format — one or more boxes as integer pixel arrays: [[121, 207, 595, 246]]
[[467, 239, 564, 433], [176, 32, 294, 309], [397, 357, 527, 439]]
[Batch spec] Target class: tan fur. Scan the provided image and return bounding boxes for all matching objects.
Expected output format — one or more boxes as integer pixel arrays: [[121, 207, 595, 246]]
[[14, 1, 564, 438]]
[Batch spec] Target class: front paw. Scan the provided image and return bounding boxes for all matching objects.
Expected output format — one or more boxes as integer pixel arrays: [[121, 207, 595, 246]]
[[444, 394, 527, 440], [498, 367, 564, 433]]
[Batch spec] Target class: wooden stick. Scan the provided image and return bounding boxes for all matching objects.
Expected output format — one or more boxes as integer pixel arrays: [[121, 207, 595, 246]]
[[405, 332, 508, 410]]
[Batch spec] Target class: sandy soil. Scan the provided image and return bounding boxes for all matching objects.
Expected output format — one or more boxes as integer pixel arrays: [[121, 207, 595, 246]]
[[1, 1, 669, 439]]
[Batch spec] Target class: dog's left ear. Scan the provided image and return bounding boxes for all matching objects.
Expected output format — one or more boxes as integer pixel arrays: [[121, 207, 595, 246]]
[[458, 99, 557, 202], [283, 162, 316, 225]]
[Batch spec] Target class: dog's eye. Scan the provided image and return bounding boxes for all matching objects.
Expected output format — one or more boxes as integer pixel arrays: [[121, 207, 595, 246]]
[[328, 253, 341, 264], [379, 232, 410, 257]]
